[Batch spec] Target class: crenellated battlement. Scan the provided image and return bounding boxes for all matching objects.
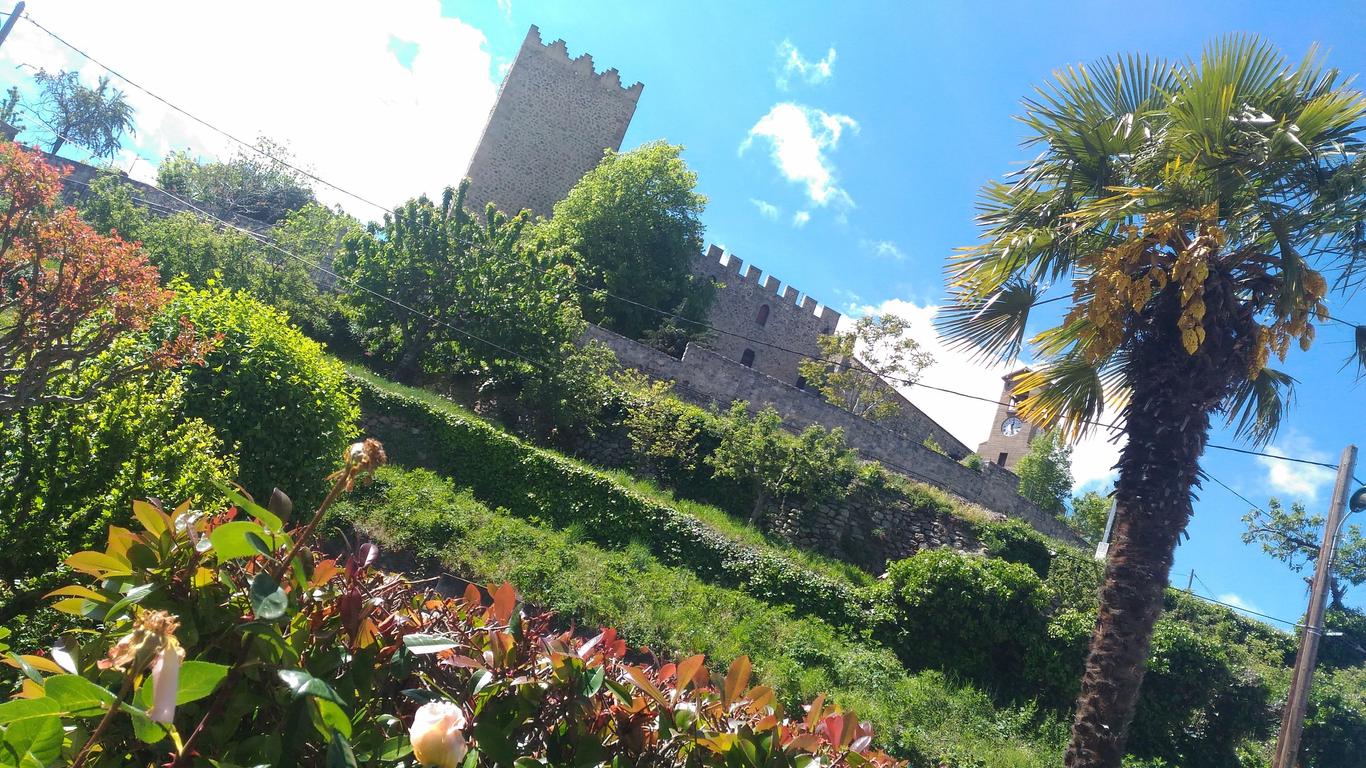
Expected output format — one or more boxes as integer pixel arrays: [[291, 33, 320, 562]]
[[697, 244, 842, 325], [526, 25, 645, 94]]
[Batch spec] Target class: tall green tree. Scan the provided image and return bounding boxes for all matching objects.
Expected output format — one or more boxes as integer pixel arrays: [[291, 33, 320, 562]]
[[938, 37, 1366, 767], [1243, 497, 1366, 611], [538, 141, 712, 349], [797, 313, 933, 422], [1015, 430, 1074, 519], [32, 69, 135, 158], [338, 181, 582, 383], [1070, 489, 1113, 546], [158, 137, 315, 225]]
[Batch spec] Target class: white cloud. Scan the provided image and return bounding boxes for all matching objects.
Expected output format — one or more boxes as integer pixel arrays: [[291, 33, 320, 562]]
[[862, 239, 905, 260], [1256, 432, 1337, 502], [749, 198, 780, 220], [845, 298, 1124, 490], [776, 40, 835, 89], [792, 210, 810, 227], [497, 0, 513, 19], [1216, 592, 1265, 617], [739, 103, 857, 208], [2, 1, 499, 218]]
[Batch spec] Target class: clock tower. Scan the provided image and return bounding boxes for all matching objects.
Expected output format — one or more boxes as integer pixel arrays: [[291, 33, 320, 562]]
[[975, 368, 1043, 471]]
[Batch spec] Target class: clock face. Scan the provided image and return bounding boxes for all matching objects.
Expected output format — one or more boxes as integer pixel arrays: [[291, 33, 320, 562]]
[[1001, 417, 1023, 437]]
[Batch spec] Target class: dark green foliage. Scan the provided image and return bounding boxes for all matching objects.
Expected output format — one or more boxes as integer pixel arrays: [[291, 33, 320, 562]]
[[974, 517, 1055, 578], [157, 138, 315, 225], [0, 366, 233, 584], [338, 182, 583, 385], [78, 174, 338, 334], [351, 371, 867, 630], [539, 141, 713, 343], [1126, 621, 1274, 767], [157, 286, 358, 504], [1303, 666, 1366, 768], [883, 549, 1051, 697], [1321, 608, 1366, 669]]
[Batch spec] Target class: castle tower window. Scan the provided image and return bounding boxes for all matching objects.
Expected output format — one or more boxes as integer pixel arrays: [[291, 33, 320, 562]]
[[997, 452, 1008, 466], [755, 304, 770, 326], [740, 349, 756, 367]]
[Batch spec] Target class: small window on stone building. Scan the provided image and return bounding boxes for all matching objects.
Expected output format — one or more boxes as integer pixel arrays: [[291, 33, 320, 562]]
[[997, 452, 1008, 466], [795, 375, 807, 390], [740, 349, 756, 367], [755, 304, 770, 326]]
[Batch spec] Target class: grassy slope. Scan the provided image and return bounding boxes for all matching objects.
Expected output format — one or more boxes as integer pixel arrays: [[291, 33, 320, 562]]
[[333, 465, 1065, 766]]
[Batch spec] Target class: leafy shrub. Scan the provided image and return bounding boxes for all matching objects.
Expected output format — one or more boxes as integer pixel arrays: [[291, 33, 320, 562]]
[[155, 285, 358, 504], [1303, 666, 1366, 768], [352, 371, 869, 630], [961, 453, 984, 471], [0, 366, 234, 587], [4, 453, 900, 767], [974, 518, 1055, 578], [883, 549, 1051, 697]]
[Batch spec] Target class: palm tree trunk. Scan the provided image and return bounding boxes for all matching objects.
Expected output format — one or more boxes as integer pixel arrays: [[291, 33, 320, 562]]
[[1065, 277, 1256, 767]]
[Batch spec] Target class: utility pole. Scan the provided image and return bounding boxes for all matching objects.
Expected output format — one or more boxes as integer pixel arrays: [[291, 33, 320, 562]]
[[1186, 569, 1195, 594], [1272, 443, 1358, 768], [0, 3, 25, 51], [1094, 498, 1117, 562]]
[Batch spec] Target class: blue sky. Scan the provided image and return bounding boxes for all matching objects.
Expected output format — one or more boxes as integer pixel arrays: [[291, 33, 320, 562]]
[[4, 0, 1366, 627]]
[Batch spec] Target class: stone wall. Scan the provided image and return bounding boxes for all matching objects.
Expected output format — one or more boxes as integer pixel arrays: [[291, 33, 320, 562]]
[[769, 484, 988, 573], [691, 245, 969, 458], [582, 323, 1083, 544], [463, 25, 642, 218]]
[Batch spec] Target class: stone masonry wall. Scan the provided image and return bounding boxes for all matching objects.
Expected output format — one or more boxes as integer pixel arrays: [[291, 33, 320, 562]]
[[582, 324, 1083, 544], [462, 25, 643, 218], [692, 245, 969, 457]]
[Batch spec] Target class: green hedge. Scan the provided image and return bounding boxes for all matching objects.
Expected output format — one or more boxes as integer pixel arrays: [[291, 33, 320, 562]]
[[352, 372, 870, 630], [331, 466, 1065, 767]]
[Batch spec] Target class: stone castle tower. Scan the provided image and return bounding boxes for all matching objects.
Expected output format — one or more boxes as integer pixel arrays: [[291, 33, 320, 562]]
[[462, 25, 644, 218], [975, 369, 1043, 470]]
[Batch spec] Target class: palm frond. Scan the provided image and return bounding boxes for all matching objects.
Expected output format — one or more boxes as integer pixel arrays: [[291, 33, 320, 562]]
[[1223, 366, 1297, 445], [936, 279, 1041, 363], [1012, 352, 1116, 441]]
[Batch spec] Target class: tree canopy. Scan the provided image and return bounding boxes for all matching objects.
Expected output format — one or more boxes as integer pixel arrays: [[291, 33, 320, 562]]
[[157, 137, 315, 225], [1243, 497, 1366, 611], [32, 69, 135, 158], [538, 141, 712, 349], [338, 181, 583, 383], [797, 313, 932, 422], [1015, 430, 1074, 519]]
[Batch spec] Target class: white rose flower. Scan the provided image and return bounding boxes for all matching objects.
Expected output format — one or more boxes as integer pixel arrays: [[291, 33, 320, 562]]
[[409, 700, 468, 768]]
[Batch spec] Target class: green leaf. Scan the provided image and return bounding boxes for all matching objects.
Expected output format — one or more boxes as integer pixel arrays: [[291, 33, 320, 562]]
[[246, 531, 277, 559], [327, 730, 359, 768], [312, 698, 352, 740], [43, 674, 117, 717], [376, 734, 413, 760], [277, 669, 345, 706], [401, 634, 459, 655], [174, 661, 230, 705], [0, 697, 61, 725], [0, 709, 62, 765], [102, 583, 157, 623], [210, 521, 273, 562], [250, 573, 289, 620], [215, 480, 285, 532]]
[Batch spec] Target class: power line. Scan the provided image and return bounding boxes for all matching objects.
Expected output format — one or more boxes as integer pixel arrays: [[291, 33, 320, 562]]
[[12, 14, 1357, 473]]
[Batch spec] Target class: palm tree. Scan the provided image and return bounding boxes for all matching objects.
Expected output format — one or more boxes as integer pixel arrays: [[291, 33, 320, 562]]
[[939, 36, 1366, 767]]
